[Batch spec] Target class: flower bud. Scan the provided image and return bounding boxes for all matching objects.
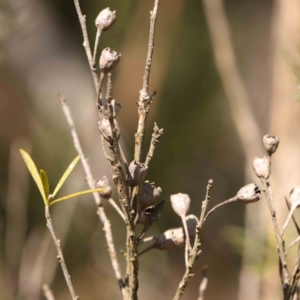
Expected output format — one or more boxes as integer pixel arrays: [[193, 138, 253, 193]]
[[98, 118, 120, 143], [236, 183, 261, 203], [186, 214, 198, 237], [170, 193, 190, 217], [95, 176, 112, 199], [129, 161, 148, 187], [263, 135, 279, 156], [153, 228, 185, 250], [139, 181, 162, 209], [289, 186, 300, 207], [99, 48, 121, 73], [252, 156, 271, 179], [95, 8, 116, 32]]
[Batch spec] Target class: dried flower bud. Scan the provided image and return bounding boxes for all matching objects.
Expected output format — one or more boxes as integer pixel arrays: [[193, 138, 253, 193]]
[[111, 100, 121, 117], [236, 183, 261, 203], [95, 176, 112, 199], [263, 135, 279, 156], [252, 156, 271, 179], [170, 193, 190, 217], [289, 186, 300, 207], [139, 181, 162, 209], [129, 161, 148, 187], [95, 8, 116, 32], [138, 206, 154, 225], [99, 48, 121, 73], [153, 228, 185, 250], [186, 214, 198, 237], [98, 118, 120, 143]]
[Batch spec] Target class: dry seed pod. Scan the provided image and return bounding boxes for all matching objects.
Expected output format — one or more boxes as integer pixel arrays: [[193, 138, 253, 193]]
[[129, 161, 148, 187], [99, 48, 121, 73], [170, 193, 190, 217], [138, 206, 154, 225], [111, 100, 121, 117], [98, 118, 120, 143], [289, 186, 300, 207], [186, 214, 198, 237], [153, 227, 185, 250], [236, 183, 261, 203], [95, 176, 112, 199], [139, 181, 162, 209], [263, 135, 279, 156], [95, 8, 116, 32], [252, 156, 271, 179]]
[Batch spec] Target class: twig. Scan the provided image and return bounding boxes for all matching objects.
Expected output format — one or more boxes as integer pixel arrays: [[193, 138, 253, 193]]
[[93, 29, 101, 62], [134, 0, 160, 162], [108, 198, 125, 221], [106, 73, 113, 102], [198, 265, 208, 300], [203, 197, 237, 223], [260, 178, 290, 293], [285, 197, 300, 235], [43, 284, 55, 300], [145, 123, 163, 166], [173, 179, 213, 300], [45, 205, 78, 300], [282, 206, 297, 236], [58, 94, 126, 298], [286, 236, 300, 254], [181, 215, 191, 267], [73, 0, 98, 90]]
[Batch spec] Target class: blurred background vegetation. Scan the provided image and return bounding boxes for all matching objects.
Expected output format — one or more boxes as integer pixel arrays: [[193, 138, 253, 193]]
[[1, 0, 300, 299]]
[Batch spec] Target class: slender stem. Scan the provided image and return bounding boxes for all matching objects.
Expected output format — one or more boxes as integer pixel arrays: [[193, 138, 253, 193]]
[[203, 197, 237, 223], [198, 266, 208, 300], [173, 180, 213, 300], [181, 215, 191, 267], [45, 205, 78, 300], [73, 0, 98, 90], [93, 29, 101, 62], [281, 205, 297, 236], [286, 236, 300, 254], [106, 73, 113, 102], [97, 72, 105, 106], [134, 0, 160, 163], [108, 198, 125, 221], [145, 123, 163, 166], [58, 94, 126, 298], [138, 244, 155, 257], [43, 284, 55, 300], [260, 179, 290, 292]]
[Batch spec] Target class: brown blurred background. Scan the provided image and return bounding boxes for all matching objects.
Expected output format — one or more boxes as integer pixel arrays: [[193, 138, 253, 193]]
[[1, 0, 300, 299]]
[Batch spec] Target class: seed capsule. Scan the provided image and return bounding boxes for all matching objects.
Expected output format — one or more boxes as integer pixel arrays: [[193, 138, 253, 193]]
[[236, 183, 261, 203], [95, 176, 112, 199], [99, 48, 121, 73], [263, 135, 279, 156], [153, 228, 185, 250], [98, 118, 120, 143], [95, 8, 116, 32], [170, 193, 190, 217], [252, 156, 271, 179], [129, 161, 148, 187], [138, 181, 162, 209]]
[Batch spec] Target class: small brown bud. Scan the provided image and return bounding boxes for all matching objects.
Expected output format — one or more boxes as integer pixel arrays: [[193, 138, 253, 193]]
[[99, 48, 121, 73], [98, 118, 120, 143], [138, 206, 154, 225], [139, 181, 162, 209], [252, 156, 271, 179], [263, 135, 279, 156], [186, 214, 198, 237], [289, 187, 300, 207], [129, 161, 148, 187], [95, 8, 116, 32], [170, 193, 190, 217], [95, 176, 112, 199], [236, 183, 261, 203], [153, 228, 185, 250]]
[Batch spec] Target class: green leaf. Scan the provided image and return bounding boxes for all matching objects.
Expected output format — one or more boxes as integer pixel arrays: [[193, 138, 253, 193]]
[[40, 170, 50, 201], [52, 155, 81, 198], [19, 149, 47, 205], [49, 188, 103, 206]]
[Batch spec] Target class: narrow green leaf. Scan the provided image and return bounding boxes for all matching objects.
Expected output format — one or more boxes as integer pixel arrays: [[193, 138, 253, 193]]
[[49, 188, 103, 206], [19, 149, 47, 204], [52, 155, 81, 198], [40, 170, 50, 201]]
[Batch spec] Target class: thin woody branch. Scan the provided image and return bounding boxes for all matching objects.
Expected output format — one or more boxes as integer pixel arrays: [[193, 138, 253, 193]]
[[173, 180, 213, 300], [45, 205, 78, 300], [134, 0, 160, 162], [198, 266, 208, 300], [145, 123, 163, 166], [43, 284, 55, 300], [58, 94, 126, 298]]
